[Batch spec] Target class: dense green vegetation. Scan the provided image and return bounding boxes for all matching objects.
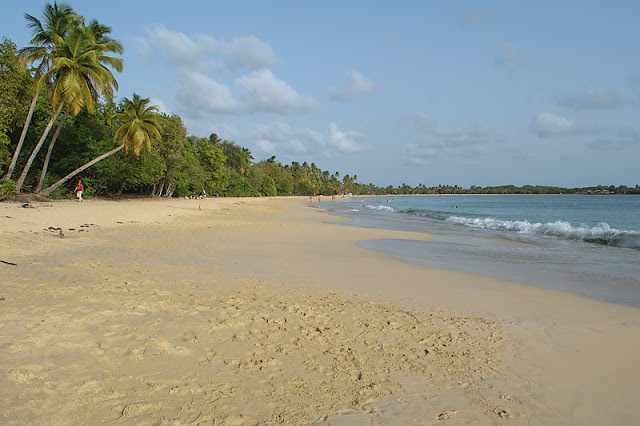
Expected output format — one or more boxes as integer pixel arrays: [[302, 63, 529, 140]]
[[0, 4, 366, 199], [1, 4, 638, 199]]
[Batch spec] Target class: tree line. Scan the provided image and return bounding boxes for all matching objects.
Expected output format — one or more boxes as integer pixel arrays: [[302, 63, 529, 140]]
[[0, 3, 366, 199], [372, 184, 640, 196]]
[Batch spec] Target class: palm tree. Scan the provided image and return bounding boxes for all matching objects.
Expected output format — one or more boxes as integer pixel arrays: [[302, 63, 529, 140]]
[[15, 19, 123, 192], [35, 107, 69, 192], [111, 94, 161, 156], [4, 2, 79, 182], [39, 93, 161, 197], [34, 20, 123, 192]]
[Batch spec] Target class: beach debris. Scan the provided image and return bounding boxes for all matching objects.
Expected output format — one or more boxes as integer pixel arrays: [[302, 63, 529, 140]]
[[495, 409, 510, 418], [43, 226, 64, 238], [0, 296, 5, 300], [19, 203, 37, 209], [1, 260, 17, 266]]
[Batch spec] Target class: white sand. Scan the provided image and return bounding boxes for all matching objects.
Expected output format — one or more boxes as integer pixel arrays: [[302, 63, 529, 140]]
[[1, 196, 639, 424]]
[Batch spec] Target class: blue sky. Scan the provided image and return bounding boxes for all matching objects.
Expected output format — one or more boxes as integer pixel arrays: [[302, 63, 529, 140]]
[[3, 1, 639, 187]]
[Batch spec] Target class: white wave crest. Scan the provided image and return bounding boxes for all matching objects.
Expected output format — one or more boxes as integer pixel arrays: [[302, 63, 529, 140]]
[[446, 216, 640, 248], [364, 204, 395, 212]]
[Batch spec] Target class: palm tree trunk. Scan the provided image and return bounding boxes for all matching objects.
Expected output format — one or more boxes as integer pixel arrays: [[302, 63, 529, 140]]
[[4, 90, 40, 182], [35, 107, 70, 192], [15, 102, 65, 193], [39, 143, 124, 197]]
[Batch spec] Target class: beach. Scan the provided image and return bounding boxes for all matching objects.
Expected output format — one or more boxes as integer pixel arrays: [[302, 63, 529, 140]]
[[1, 197, 639, 424]]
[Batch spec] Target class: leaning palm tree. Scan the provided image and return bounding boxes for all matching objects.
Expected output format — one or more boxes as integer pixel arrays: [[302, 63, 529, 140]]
[[15, 21, 123, 192], [39, 94, 161, 197], [111, 94, 162, 156], [34, 20, 123, 192], [4, 2, 79, 182]]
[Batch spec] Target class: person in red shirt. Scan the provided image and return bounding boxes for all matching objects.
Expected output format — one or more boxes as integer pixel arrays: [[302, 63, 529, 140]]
[[74, 179, 83, 201]]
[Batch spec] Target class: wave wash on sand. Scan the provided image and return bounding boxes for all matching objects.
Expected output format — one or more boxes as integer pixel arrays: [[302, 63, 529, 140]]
[[1, 197, 640, 424]]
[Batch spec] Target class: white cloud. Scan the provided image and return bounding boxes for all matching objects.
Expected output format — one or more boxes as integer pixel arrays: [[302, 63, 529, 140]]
[[529, 112, 575, 137], [327, 122, 366, 154], [414, 114, 492, 147], [149, 97, 171, 115], [212, 36, 277, 71], [252, 121, 295, 141], [139, 25, 276, 72], [556, 86, 622, 109], [136, 26, 314, 121], [231, 121, 365, 159], [402, 113, 492, 164], [401, 144, 440, 166], [236, 69, 317, 114], [245, 122, 322, 159], [284, 139, 309, 155], [255, 139, 277, 156], [328, 70, 382, 102], [146, 26, 201, 64], [175, 71, 241, 116], [169, 68, 316, 118]]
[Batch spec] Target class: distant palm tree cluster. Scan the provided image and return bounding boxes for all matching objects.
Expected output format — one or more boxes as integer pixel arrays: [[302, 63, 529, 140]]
[[378, 184, 640, 195]]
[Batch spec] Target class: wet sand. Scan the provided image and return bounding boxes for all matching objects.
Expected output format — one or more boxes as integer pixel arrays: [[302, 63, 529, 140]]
[[1, 197, 639, 424]]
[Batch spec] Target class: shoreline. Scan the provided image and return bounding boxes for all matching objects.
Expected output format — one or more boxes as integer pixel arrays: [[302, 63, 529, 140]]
[[1, 197, 639, 424], [325, 194, 640, 308]]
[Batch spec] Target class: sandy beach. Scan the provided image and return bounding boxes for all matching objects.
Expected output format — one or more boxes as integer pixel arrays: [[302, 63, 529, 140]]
[[1, 196, 639, 424]]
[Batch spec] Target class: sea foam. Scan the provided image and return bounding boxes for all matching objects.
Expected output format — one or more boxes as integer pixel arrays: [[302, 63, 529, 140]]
[[446, 216, 640, 249], [364, 204, 395, 212]]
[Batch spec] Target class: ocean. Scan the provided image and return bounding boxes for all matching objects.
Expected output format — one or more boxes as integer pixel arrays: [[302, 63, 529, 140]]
[[321, 194, 640, 308]]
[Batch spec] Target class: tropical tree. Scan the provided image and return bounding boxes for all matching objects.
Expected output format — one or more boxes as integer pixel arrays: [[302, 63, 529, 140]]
[[4, 2, 79, 182], [221, 140, 252, 175], [15, 17, 123, 192], [149, 113, 187, 197], [34, 19, 123, 192], [0, 38, 32, 171], [39, 93, 160, 197], [196, 135, 228, 195]]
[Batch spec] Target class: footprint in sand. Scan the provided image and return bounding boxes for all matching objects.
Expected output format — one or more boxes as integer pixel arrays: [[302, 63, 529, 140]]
[[8, 369, 38, 383], [437, 410, 457, 420], [121, 402, 161, 417], [495, 408, 510, 418]]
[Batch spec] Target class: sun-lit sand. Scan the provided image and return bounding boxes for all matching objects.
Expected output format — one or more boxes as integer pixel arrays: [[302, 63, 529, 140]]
[[1, 196, 639, 424]]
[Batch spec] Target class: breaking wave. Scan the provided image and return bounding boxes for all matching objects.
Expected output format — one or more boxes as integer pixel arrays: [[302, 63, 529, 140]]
[[364, 204, 395, 212], [446, 216, 640, 249]]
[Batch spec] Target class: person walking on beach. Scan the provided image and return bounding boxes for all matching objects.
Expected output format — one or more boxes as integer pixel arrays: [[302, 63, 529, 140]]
[[74, 179, 84, 201]]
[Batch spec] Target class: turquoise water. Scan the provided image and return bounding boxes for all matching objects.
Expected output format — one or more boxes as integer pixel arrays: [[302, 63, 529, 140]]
[[322, 195, 640, 307]]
